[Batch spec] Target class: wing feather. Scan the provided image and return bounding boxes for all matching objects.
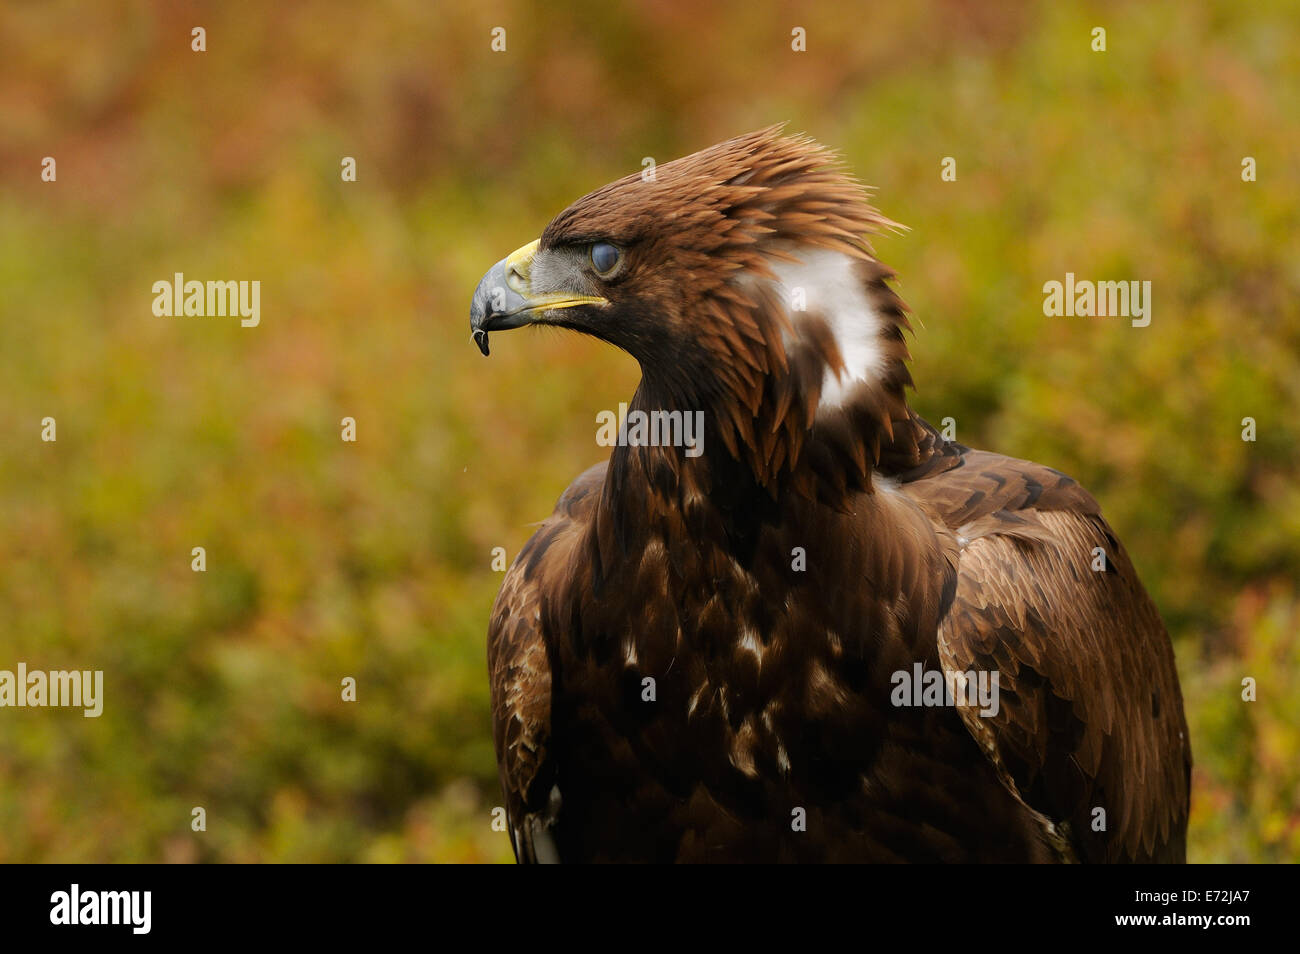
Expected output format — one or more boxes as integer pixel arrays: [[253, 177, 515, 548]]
[[487, 463, 604, 863], [907, 449, 1191, 862]]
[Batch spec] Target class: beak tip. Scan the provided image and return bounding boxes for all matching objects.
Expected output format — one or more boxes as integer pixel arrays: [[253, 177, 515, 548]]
[[472, 329, 491, 357]]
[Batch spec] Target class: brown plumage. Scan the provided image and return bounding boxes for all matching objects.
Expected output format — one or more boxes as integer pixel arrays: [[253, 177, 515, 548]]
[[470, 127, 1191, 863]]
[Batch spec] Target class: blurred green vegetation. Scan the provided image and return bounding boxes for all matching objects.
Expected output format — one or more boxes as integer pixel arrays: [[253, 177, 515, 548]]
[[0, 0, 1295, 862]]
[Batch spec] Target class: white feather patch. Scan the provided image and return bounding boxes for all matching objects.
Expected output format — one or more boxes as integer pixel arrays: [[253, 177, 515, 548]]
[[768, 250, 884, 410]]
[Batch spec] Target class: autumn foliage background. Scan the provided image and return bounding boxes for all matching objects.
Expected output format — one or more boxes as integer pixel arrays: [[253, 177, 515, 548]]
[[0, 0, 1296, 862]]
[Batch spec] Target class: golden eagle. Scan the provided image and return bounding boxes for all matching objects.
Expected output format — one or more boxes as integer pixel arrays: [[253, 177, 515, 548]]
[[469, 128, 1190, 863]]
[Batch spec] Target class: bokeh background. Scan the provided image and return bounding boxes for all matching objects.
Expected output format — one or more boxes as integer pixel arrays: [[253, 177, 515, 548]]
[[0, 0, 1296, 863]]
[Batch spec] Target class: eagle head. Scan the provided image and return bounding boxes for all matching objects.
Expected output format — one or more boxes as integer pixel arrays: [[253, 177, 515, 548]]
[[470, 127, 921, 498]]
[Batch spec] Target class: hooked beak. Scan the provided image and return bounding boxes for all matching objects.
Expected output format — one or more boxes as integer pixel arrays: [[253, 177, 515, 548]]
[[469, 239, 607, 356]]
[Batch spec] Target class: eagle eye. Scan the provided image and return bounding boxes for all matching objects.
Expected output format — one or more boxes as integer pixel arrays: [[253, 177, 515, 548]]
[[589, 242, 621, 276]]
